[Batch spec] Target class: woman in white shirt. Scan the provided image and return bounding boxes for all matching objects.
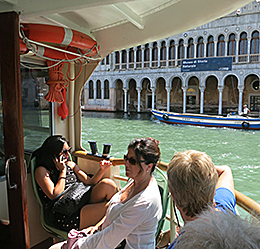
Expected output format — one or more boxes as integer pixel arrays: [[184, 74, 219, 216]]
[[63, 137, 162, 249]]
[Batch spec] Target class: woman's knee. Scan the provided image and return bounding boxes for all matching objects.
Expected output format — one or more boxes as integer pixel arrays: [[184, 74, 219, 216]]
[[99, 178, 117, 189]]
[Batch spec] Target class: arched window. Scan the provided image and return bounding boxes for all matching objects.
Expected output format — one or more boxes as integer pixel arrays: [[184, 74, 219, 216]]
[[144, 43, 149, 61], [104, 80, 109, 99], [178, 39, 184, 60], [105, 55, 109, 65], [250, 31, 259, 62], [239, 32, 248, 55], [129, 48, 134, 62], [96, 80, 101, 99], [144, 43, 149, 67], [250, 31, 259, 54], [136, 46, 142, 68], [197, 37, 204, 58], [115, 51, 119, 63], [239, 32, 248, 62], [207, 35, 214, 57], [129, 48, 134, 68], [187, 38, 194, 58], [217, 34, 225, 56], [121, 50, 127, 69], [228, 33, 236, 56], [169, 40, 175, 66], [152, 42, 158, 66], [89, 80, 94, 99], [160, 41, 166, 61]]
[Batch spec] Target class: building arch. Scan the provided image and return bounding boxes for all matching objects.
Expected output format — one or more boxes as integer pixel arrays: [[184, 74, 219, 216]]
[[115, 79, 124, 111], [141, 78, 152, 109], [170, 77, 183, 111], [186, 76, 199, 105], [223, 74, 239, 108], [205, 75, 218, 109], [244, 73, 260, 111], [155, 77, 167, 109]]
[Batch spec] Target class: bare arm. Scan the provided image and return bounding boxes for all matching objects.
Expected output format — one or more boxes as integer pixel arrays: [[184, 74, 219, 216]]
[[35, 156, 67, 199], [215, 165, 235, 196], [68, 160, 112, 185]]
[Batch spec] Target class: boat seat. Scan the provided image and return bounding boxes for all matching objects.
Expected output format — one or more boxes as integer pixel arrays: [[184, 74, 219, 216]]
[[29, 154, 68, 240]]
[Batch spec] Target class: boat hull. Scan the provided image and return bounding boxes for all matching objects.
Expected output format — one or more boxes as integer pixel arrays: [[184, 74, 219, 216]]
[[151, 109, 260, 130]]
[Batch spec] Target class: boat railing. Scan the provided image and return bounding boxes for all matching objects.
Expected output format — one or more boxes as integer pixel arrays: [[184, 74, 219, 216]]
[[72, 150, 260, 244]]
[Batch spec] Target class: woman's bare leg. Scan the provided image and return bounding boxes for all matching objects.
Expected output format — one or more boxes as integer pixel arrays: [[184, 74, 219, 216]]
[[89, 178, 118, 203], [79, 202, 108, 229]]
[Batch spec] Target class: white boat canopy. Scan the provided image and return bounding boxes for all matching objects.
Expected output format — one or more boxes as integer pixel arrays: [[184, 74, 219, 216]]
[[0, 0, 254, 57]]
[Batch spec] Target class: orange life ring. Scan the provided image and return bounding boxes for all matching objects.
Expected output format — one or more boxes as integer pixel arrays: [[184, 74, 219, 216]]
[[20, 23, 99, 60]]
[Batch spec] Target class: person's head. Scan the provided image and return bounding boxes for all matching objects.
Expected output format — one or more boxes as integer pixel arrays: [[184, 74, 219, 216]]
[[124, 137, 161, 178], [244, 104, 247, 108], [167, 150, 218, 218], [33, 135, 70, 170], [174, 208, 260, 249]]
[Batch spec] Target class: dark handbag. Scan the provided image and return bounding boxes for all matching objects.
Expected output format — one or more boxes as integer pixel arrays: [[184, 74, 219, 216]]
[[47, 182, 92, 216]]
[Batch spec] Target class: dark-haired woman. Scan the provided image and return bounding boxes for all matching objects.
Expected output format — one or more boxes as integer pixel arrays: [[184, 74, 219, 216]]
[[33, 135, 118, 232], [62, 137, 162, 249]]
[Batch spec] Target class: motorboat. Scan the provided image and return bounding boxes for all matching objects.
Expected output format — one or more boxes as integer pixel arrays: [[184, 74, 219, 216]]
[[151, 109, 260, 130]]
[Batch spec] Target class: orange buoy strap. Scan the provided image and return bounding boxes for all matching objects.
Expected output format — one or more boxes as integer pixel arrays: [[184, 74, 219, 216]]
[[62, 28, 73, 47]]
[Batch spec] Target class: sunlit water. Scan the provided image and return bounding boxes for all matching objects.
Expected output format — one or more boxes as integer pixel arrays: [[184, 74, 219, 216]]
[[81, 112, 260, 204]]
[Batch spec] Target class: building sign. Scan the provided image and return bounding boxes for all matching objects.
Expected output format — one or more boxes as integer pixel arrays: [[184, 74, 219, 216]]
[[181, 57, 232, 72]]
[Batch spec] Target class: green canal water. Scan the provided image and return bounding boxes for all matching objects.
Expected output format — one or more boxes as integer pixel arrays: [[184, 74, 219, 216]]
[[81, 111, 260, 205]]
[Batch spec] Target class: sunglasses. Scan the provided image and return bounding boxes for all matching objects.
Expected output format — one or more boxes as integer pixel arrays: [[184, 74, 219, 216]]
[[124, 155, 145, 165], [62, 147, 71, 155]]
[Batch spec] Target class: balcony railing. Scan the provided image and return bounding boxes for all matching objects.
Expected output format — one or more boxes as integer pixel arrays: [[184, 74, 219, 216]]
[[238, 54, 248, 63]]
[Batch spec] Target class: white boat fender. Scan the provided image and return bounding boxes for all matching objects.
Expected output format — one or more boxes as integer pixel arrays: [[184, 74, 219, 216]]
[[242, 121, 250, 129], [163, 114, 169, 121]]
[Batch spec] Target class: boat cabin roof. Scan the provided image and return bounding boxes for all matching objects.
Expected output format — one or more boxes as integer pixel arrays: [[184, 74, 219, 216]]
[[1, 0, 253, 58]]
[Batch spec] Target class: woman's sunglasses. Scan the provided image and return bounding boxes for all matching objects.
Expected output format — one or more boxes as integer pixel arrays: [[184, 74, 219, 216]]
[[124, 155, 145, 165], [62, 147, 71, 155]]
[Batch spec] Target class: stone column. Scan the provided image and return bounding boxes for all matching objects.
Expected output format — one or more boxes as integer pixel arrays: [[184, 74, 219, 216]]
[[126, 48, 129, 69], [101, 81, 104, 100], [204, 41, 207, 57], [175, 45, 178, 66], [158, 45, 161, 68], [199, 86, 205, 114], [149, 44, 153, 68], [238, 86, 244, 113], [112, 52, 116, 70], [247, 37, 251, 62], [182, 86, 187, 113], [214, 41, 217, 57], [235, 38, 239, 63], [136, 87, 141, 112], [218, 86, 224, 115], [134, 47, 137, 69], [151, 87, 156, 110], [93, 80, 97, 100], [141, 45, 145, 68], [119, 51, 122, 70], [194, 43, 197, 58], [184, 44, 188, 59], [224, 38, 228, 57], [166, 86, 171, 112], [166, 45, 169, 67], [123, 88, 128, 112]]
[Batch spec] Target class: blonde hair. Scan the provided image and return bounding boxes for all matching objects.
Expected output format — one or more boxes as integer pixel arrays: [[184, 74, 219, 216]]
[[167, 150, 218, 217]]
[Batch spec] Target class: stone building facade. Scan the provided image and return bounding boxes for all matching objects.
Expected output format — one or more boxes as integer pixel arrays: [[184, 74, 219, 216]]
[[82, 1, 260, 116]]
